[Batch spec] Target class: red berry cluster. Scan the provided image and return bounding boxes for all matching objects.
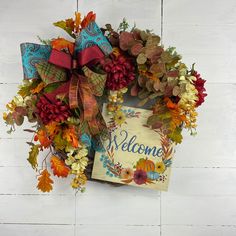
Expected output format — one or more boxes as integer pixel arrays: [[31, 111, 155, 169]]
[[193, 71, 207, 107], [102, 54, 136, 90], [36, 96, 70, 124]]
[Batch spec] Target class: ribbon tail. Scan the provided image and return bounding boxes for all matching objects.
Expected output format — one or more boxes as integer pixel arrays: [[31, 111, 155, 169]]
[[69, 74, 80, 109], [69, 73, 109, 137]]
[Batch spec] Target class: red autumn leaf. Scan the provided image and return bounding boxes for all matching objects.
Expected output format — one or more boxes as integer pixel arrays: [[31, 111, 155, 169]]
[[51, 38, 75, 54], [50, 155, 70, 178], [81, 11, 96, 29], [37, 169, 54, 192]]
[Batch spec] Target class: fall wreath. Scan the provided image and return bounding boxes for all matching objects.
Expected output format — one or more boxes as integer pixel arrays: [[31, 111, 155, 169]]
[[3, 12, 207, 192]]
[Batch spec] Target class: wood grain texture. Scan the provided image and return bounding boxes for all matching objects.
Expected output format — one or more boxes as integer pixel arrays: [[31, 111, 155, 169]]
[[0, 0, 235, 235]]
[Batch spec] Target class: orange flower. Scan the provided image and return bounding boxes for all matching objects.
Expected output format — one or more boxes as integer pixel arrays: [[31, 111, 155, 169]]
[[165, 97, 178, 110], [81, 11, 96, 29], [164, 97, 187, 131], [120, 167, 134, 180]]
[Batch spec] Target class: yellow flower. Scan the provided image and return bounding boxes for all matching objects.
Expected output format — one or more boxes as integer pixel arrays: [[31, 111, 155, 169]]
[[178, 78, 198, 109], [71, 173, 87, 189], [114, 110, 126, 126], [112, 47, 121, 57], [155, 161, 166, 174], [13, 95, 24, 107], [2, 112, 8, 121]]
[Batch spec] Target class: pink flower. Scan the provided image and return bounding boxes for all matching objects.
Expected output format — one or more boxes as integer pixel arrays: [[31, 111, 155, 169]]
[[133, 169, 147, 185]]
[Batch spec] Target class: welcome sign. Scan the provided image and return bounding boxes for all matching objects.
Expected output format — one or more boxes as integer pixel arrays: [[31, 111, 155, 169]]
[[92, 104, 175, 191]]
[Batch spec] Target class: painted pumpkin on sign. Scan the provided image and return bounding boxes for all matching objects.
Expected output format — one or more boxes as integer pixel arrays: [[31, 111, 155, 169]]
[[136, 158, 155, 172], [147, 171, 160, 180]]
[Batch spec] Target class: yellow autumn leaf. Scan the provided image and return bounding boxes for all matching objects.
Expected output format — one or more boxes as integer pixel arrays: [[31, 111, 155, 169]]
[[74, 12, 81, 33], [27, 144, 40, 170], [30, 82, 45, 94]]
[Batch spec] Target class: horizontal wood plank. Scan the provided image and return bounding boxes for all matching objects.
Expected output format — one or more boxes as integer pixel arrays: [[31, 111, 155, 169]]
[[0, 195, 75, 224], [162, 225, 236, 236], [161, 196, 236, 225]]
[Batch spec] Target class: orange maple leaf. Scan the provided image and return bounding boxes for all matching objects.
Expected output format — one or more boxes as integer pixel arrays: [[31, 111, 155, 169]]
[[51, 38, 75, 54], [50, 155, 70, 178], [62, 126, 79, 148], [81, 11, 96, 29], [34, 129, 51, 148], [37, 169, 54, 192]]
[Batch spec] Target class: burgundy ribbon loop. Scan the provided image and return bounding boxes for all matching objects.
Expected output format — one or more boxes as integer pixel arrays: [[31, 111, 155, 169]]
[[47, 45, 106, 136], [48, 45, 104, 70]]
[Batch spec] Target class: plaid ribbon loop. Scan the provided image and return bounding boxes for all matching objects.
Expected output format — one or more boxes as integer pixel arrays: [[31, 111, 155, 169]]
[[46, 45, 107, 136]]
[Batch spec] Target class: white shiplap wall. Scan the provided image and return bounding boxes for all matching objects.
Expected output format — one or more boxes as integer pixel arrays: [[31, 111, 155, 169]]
[[0, 0, 236, 236]]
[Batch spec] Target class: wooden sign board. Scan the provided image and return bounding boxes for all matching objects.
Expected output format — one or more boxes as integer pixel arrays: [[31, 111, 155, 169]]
[[92, 104, 175, 191]]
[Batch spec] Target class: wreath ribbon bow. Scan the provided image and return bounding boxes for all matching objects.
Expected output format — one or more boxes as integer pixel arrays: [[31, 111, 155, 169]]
[[47, 45, 106, 135], [20, 43, 110, 136]]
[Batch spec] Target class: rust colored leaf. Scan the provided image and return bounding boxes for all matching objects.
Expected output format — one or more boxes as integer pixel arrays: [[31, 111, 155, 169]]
[[37, 169, 54, 192], [45, 122, 59, 138], [74, 12, 81, 32], [51, 38, 75, 54], [34, 129, 51, 148], [62, 126, 79, 148], [50, 155, 70, 178], [81, 11, 96, 29]]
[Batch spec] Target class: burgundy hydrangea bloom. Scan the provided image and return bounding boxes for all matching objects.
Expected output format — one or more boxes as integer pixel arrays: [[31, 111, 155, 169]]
[[101, 54, 136, 90], [36, 96, 70, 124], [193, 71, 207, 107], [133, 169, 147, 185]]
